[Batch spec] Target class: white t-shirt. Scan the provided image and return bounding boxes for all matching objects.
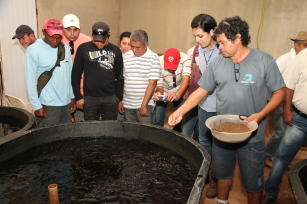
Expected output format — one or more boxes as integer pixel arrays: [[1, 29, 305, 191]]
[[276, 48, 296, 75], [283, 48, 307, 114]]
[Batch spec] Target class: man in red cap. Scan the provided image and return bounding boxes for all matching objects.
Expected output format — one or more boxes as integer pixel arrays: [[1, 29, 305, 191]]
[[153, 48, 191, 130], [25, 18, 75, 127]]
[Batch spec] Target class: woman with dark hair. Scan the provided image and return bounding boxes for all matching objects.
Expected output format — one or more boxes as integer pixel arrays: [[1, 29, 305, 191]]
[[119, 31, 131, 54], [117, 32, 131, 121], [182, 13, 220, 199]]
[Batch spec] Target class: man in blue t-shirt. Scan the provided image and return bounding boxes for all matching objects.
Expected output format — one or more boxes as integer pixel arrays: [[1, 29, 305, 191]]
[[25, 18, 75, 127], [168, 16, 285, 204]]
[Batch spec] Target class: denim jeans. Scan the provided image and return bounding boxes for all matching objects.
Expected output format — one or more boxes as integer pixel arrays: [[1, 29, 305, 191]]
[[154, 99, 183, 130], [265, 112, 307, 198], [213, 139, 265, 192], [84, 95, 118, 121], [124, 105, 155, 124], [72, 109, 84, 122], [36, 104, 71, 128], [198, 107, 216, 155], [265, 105, 287, 158], [117, 112, 126, 121], [182, 106, 198, 137]]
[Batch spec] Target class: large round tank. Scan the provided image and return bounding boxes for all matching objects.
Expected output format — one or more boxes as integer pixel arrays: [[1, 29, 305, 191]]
[[0, 106, 34, 137], [0, 121, 210, 204]]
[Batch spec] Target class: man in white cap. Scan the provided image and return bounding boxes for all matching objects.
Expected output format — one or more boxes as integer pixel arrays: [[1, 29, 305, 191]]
[[62, 14, 91, 121], [62, 14, 91, 61], [265, 30, 307, 168]]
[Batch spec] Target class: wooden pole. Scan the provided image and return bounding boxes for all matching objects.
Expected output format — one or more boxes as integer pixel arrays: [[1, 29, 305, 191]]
[[48, 184, 60, 204]]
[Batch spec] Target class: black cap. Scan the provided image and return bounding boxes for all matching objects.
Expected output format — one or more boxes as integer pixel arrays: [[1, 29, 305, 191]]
[[12, 25, 34, 40], [92, 22, 110, 41]]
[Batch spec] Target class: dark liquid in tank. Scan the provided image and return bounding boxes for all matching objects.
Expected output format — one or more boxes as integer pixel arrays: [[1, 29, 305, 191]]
[[0, 137, 198, 204]]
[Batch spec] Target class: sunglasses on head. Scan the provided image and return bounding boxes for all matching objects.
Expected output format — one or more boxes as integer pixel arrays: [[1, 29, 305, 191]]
[[92, 30, 108, 36], [93, 38, 107, 44], [69, 41, 74, 55], [46, 22, 63, 30]]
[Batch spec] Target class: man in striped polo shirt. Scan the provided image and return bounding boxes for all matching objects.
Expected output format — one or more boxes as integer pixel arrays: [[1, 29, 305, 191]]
[[118, 30, 161, 124]]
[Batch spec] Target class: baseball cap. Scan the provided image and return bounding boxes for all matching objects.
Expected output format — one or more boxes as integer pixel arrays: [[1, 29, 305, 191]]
[[92, 22, 110, 42], [12, 25, 34, 39], [62, 14, 80, 29], [290, 31, 307, 41], [163, 48, 181, 70], [43, 18, 64, 36]]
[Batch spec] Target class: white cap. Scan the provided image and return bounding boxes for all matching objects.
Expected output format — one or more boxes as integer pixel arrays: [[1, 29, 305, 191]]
[[62, 14, 80, 29]]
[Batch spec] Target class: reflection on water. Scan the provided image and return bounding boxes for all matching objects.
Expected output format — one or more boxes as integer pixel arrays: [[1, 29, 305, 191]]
[[0, 137, 197, 204]]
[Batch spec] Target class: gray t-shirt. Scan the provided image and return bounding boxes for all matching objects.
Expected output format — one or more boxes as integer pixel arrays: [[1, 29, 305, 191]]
[[199, 48, 285, 143]]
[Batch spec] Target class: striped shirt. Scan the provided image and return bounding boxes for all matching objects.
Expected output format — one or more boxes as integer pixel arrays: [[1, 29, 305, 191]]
[[123, 48, 161, 109]]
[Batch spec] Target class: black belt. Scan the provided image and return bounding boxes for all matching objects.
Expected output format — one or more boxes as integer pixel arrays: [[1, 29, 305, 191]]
[[292, 106, 307, 118]]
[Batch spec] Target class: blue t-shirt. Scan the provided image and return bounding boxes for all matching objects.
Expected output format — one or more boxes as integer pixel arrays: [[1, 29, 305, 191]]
[[25, 39, 74, 110], [199, 48, 285, 143], [198, 44, 220, 112]]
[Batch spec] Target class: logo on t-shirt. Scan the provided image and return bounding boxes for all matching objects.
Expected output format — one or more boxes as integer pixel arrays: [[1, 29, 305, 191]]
[[242, 73, 255, 84], [89, 50, 115, 70]]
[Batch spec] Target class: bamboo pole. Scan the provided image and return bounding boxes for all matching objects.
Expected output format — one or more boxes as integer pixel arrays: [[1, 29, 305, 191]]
[[48, 184, 60, 204]]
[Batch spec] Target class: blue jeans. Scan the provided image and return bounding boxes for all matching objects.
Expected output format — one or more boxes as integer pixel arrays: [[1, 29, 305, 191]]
[[265, 105, 287, 158], [117, 112, 126, 121], [265, 112, 307, 198], [154, 99, 183, 127], [182, 106, 198, 137], [198, 107, 216, 155], [213, 140, 265, 192], [84, 95, 118, 121]]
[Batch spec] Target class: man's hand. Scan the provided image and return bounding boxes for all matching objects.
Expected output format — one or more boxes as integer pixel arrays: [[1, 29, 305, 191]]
[[70, 99, 76, 113], [167, 92, 179, 102], [243, 112, 263, 123], [283, 110, 295, 126], [76, 99, 84, 110], [118, 101, 124, 114], [139, 105, 148, 117], [153, 92, 161, 101], [168, 110, 183, 126], [34, 108, 47, 118]]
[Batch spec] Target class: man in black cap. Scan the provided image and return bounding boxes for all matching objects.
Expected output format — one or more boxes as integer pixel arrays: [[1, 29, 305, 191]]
[[71, 22, 124, 121], [12, 25, 36, 48]]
